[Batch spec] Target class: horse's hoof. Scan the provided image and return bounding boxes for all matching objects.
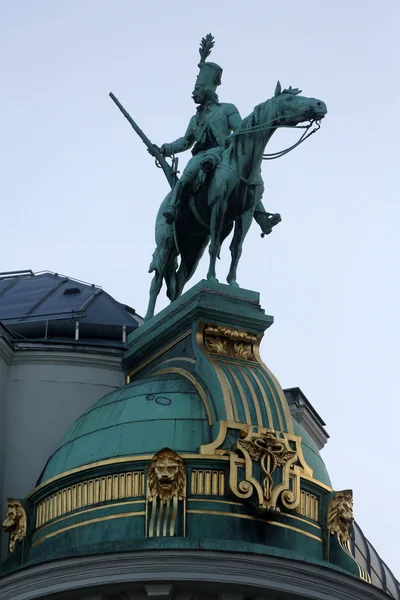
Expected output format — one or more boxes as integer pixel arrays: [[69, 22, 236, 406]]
[[207, 276, 219, 284], [227, 280, 239, 288]]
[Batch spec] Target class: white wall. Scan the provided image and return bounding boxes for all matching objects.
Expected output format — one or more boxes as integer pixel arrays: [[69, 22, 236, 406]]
[[0, 343, 124, 560], [0, 338, 12, 534]]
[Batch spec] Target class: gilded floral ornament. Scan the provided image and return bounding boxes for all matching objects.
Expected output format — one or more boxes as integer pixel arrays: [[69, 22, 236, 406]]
[[2, 498, 27, 553], [327, 489, 354, 544], [204, 324, 257, 361], [234, 428, 299, 513], [146, 448, 186, 537]]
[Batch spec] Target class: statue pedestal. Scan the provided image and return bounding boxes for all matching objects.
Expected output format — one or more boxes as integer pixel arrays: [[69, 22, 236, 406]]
[[123, 280, 292, 434]]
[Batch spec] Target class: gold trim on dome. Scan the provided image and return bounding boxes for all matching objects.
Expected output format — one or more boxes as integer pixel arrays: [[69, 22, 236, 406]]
[[35, 471, 145, 529], [190, 469, 225, 496], [224, 364, 252, 425], [281, 511, 321, 530], [155, 357, 196, 368], [299, 473, 332, 492], [31, 511, 145, 547], [188, 498, 320, 530], [29, 453, 231, 497], [152, 367, 214, 425], [255, 368, 286, 431], [196, 324, 236, 421], [33, 500, 144, 534], [188, 498, 244, 507], [126, 329, 192, 381], [296, 490, 319, 522], [186, 509, 322, 543], [196, 322, 295, 433], [238, 366, 269, 427]]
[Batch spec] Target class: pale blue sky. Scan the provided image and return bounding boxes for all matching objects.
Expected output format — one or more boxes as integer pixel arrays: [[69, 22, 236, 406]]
[[2, 0, 400, 576]]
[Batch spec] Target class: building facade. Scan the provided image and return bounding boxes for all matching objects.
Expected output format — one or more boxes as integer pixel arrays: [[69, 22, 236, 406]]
[[0, 272, 398, 600]]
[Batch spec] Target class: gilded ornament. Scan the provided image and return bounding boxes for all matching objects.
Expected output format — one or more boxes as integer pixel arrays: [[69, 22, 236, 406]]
[[205, 336, 228, 356], [204, 324, 257, 361], [233, 342, 254, 361], [147, 448, 186, 503], [146, 448, 186, 537], [2, 498, 27, 553], [238, 430, 297, 507], [327, 490, 354, 544]]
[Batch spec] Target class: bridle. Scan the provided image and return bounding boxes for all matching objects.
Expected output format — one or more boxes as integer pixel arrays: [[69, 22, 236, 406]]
[[262, 120, 320, 160], [230, 95, 323, 160], [264, 95, 322, 159]]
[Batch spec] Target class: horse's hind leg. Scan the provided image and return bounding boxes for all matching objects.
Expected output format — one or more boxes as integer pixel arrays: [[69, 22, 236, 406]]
[[227, 210, 253, 287], [144, 272, 163, 321], [171, 264, 187, 302]]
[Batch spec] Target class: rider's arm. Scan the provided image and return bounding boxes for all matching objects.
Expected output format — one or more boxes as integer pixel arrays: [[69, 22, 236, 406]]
[[161, 116, 196, 156], [226, 104, 242, 132]]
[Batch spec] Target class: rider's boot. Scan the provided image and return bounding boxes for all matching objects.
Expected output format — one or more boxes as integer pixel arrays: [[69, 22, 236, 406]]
[[254, 208, 282, 237], [163, 180, 182, 224], [163, 205, 177, 224]]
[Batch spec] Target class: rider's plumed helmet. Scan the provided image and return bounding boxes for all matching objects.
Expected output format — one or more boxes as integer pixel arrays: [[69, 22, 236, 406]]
[[195, 61, 223, 93], [195, 34, 222, 93]]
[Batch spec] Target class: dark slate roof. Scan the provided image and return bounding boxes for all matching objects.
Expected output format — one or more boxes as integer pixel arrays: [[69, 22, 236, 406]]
[[351, 522, 400, 599], [0, 270, 143, 347]]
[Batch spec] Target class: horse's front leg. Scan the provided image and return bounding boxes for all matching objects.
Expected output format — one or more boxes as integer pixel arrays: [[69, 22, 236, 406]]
[[227, 209, 254, 287], [207, 182, 229, 282], [144, 272, 163, 321]]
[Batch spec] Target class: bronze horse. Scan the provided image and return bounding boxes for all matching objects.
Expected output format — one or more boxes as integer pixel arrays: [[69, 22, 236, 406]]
[[145, 82, 327, 320]]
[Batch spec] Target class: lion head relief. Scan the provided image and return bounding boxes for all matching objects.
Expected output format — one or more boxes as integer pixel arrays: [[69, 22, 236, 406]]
[[147, 448, 186, 503], [2, 498, 27, 553], [327, 489, 354, 544]]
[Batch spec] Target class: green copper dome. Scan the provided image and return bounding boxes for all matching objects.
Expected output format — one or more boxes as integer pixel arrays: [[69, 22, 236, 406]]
[[292, 419, 331, 487], [16, 283, 373, 591], [40, 373, 330, 489], [41, 374, 211, 483]]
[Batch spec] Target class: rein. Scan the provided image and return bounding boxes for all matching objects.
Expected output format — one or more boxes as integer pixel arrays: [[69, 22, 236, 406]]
[[230, 96, 322, 161], [263, 120, 320, 160]]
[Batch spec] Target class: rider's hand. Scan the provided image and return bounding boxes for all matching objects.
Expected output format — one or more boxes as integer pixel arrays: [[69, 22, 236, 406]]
[[147, 144, 164, 157]]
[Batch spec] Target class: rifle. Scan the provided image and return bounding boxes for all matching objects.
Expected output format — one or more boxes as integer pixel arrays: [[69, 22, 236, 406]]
[[109, 92, 178, 190]]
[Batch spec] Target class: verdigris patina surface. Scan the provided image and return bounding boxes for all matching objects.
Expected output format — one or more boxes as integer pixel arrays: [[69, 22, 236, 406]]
[[110, 34, 327, 319]]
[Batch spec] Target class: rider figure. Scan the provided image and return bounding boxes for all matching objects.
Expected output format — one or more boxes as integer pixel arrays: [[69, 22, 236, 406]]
[[150, 48, 280, 235]]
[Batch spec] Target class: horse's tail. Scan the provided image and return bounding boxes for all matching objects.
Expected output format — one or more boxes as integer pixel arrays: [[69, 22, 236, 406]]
[[148, 240, 178, 300]]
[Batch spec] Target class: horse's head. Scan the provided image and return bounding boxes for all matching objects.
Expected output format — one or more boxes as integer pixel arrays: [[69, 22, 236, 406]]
[[273, 81, 327, 126]]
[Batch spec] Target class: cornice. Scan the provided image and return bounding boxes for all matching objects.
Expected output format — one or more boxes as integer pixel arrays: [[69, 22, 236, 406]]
[[10, 345, 123, 371], [0, 549, 393, 600]]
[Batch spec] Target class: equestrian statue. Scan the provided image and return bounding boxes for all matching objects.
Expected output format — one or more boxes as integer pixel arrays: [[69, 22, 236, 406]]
[[110, 34, 327, 320]]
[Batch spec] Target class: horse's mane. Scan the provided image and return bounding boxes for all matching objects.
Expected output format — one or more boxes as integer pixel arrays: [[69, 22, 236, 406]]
[[227, 98, 273, 162]]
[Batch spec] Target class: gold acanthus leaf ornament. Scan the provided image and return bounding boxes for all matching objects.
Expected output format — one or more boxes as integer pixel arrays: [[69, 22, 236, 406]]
[[2, 498, 27, 553], [205, 336, 228, 356], [233, 342, 254, 361], [204, 325, 257, 361], [327, 490, 354, 544]]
